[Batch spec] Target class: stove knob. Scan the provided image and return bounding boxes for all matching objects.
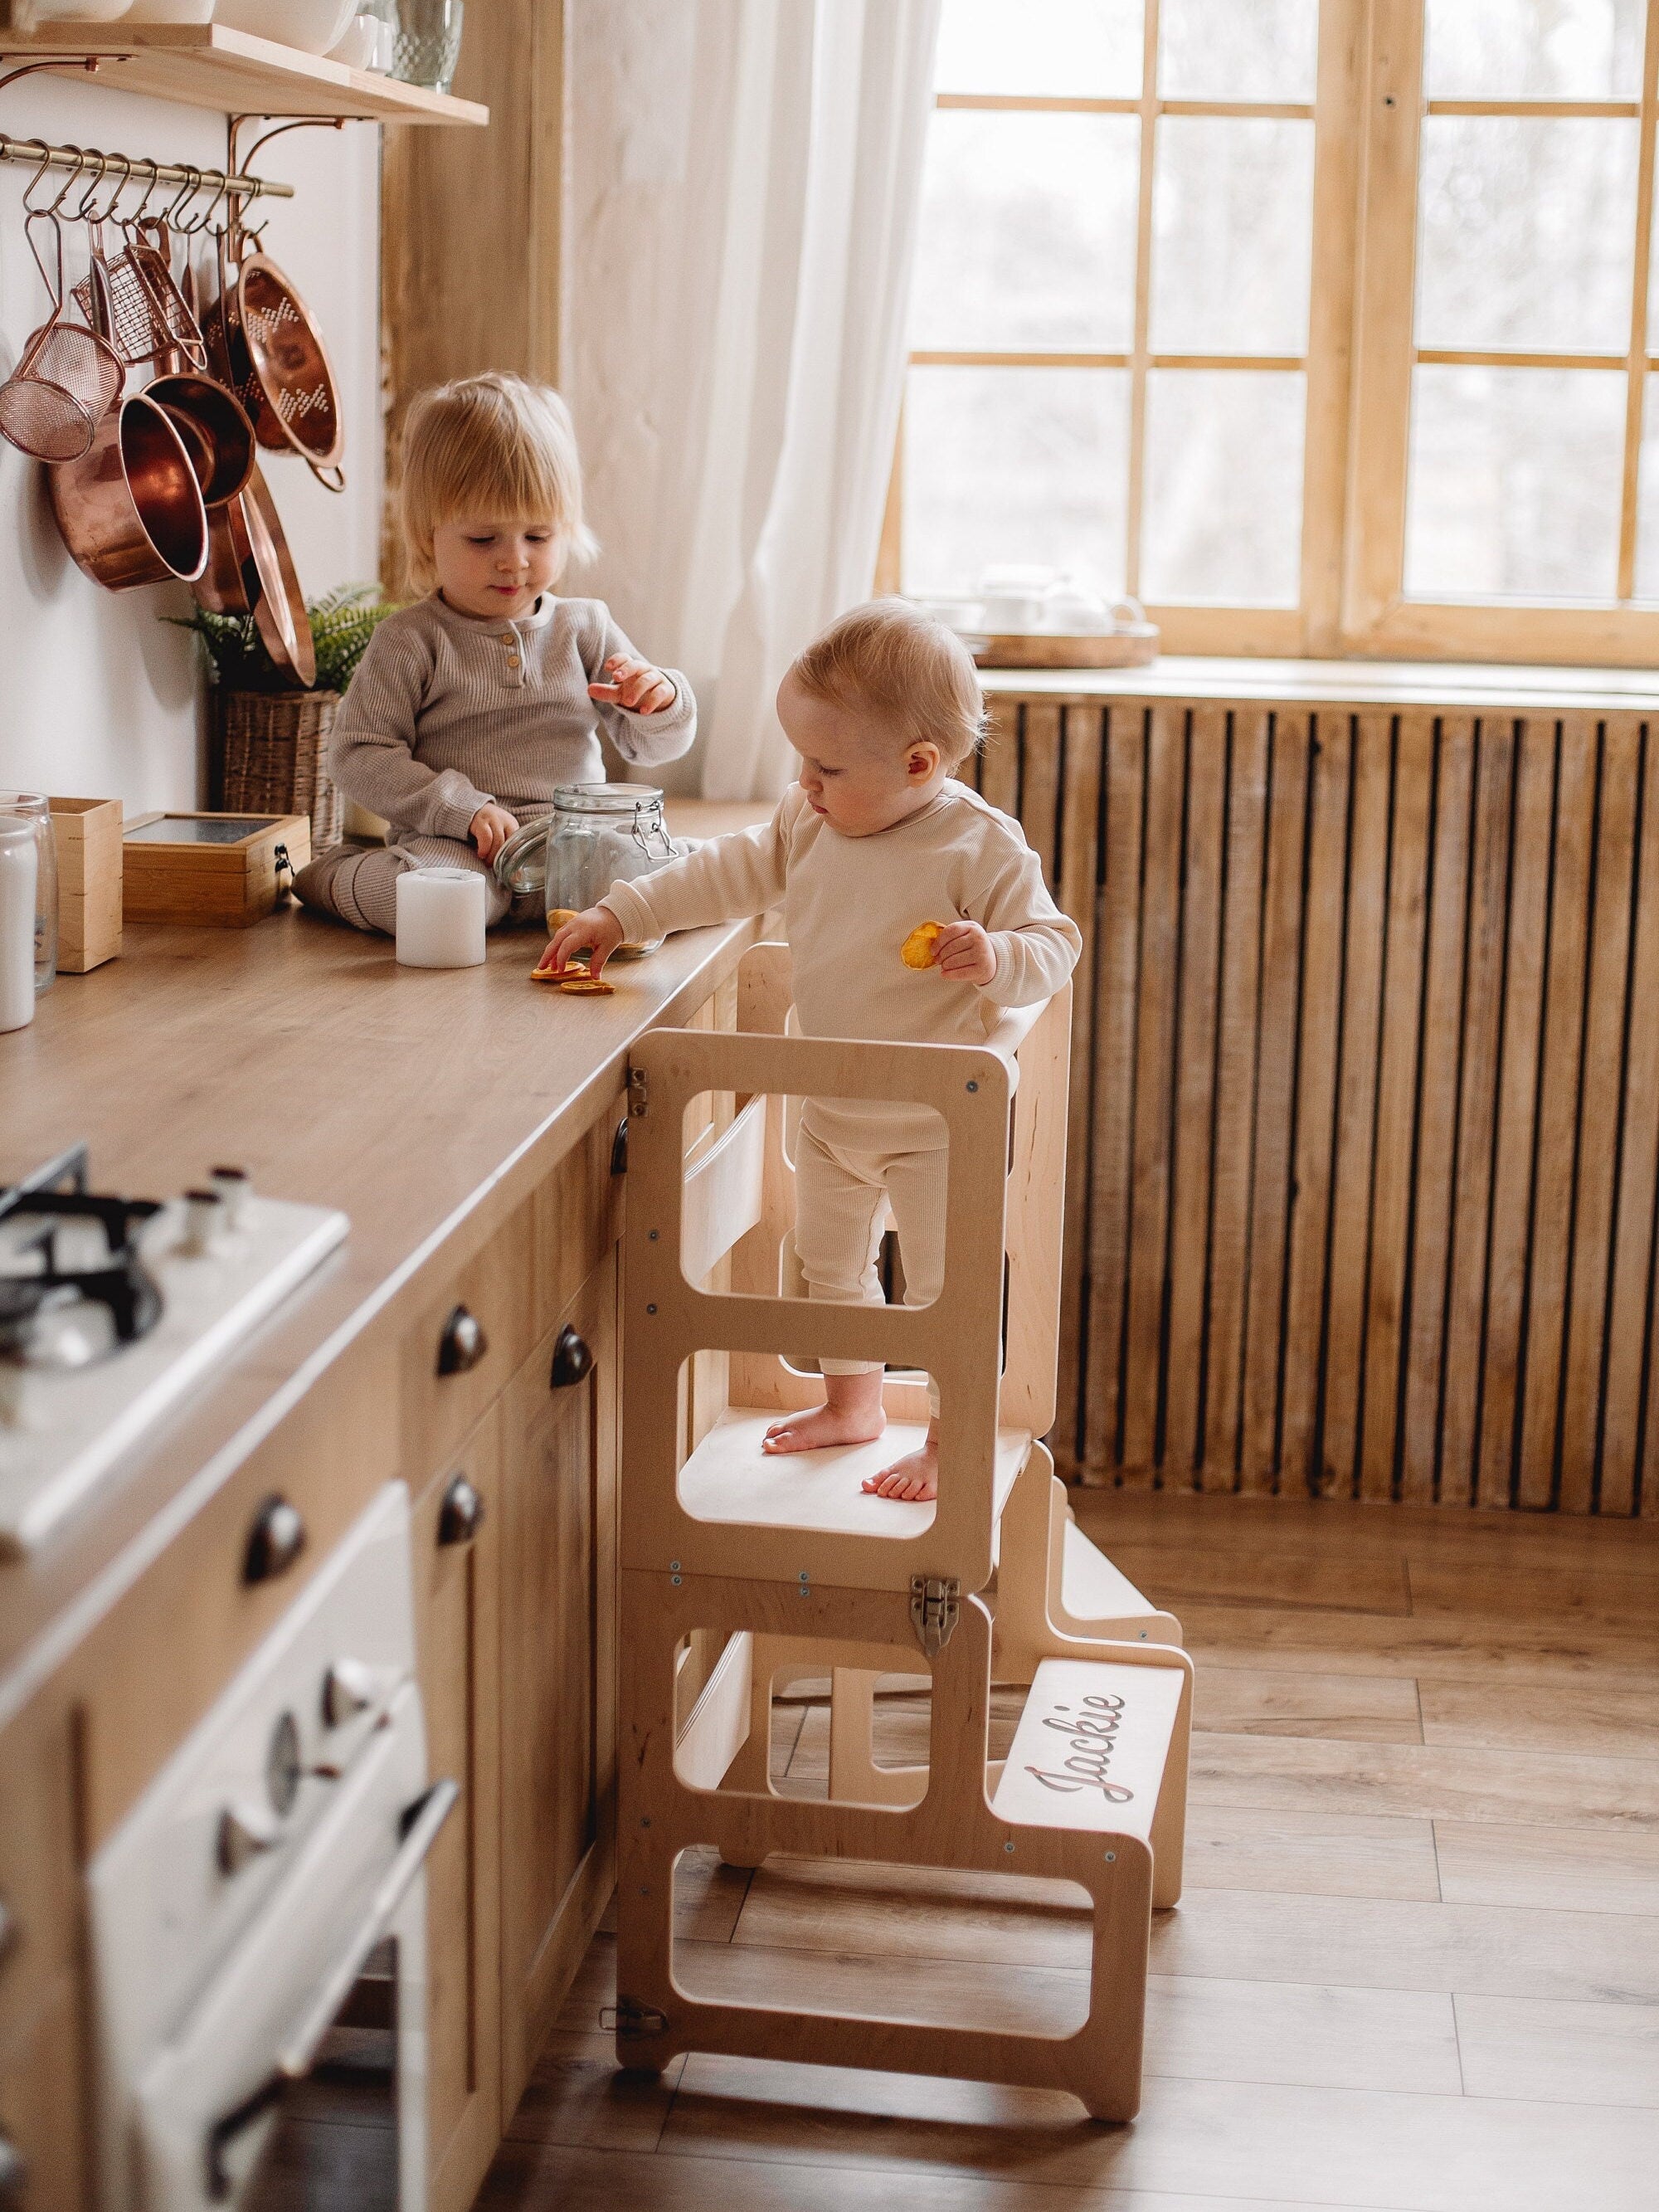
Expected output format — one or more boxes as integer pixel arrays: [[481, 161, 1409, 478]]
[[182, 1187, 224, 1256], [210, 1165, 251, 1229], [243, 1495, 306, 1586], [323, 1657, 380, 1728], [217, 1800, 280, 1876]]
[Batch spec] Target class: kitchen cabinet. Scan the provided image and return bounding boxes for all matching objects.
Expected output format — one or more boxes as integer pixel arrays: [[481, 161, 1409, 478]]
[[497, 1254, 620, 2112], [413, 1414, 504, 2212], [0, 1976, 89, 2212], [0, 866, 762, 2212]]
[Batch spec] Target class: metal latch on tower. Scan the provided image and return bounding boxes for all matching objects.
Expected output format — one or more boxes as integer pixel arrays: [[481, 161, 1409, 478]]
[[628, 1065, 650, 1117], [910, 1574, 961, 1655], [601, 2000, 669, 2035]]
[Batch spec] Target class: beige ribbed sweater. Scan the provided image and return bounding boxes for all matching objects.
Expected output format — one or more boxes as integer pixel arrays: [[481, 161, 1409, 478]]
[[327, 592, 697, 840], [602, 780, 1082, 1145]]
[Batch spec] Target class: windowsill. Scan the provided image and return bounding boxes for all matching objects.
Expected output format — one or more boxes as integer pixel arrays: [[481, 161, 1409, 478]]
[[978, 655, 1659, 713]]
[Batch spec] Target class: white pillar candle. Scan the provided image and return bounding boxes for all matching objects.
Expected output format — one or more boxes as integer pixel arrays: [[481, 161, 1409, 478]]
[[395, 866, 487, 969], [0, 818, 37, 1034]]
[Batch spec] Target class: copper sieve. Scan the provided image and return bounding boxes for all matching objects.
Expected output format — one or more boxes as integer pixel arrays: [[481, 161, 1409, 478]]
[[206, 222, 345, 494], [0, 211, 123, 464]]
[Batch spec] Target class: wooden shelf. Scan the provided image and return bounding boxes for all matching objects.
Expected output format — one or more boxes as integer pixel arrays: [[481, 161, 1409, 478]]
[[0, 21, 489, 124]]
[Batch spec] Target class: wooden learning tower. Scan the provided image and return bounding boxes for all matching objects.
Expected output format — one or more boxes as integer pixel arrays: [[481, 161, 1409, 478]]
[[614, 944, 1194, 2121]]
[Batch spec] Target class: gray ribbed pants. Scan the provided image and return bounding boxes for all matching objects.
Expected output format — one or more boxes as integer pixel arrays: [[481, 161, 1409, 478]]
[[294, 835, 517, 936]]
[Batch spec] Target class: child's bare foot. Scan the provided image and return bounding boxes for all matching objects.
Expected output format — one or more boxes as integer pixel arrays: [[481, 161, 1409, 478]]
[[862, 1432, 939, 1502], [761, 1403, 887, 1454], [763, 1372, 885, 1454]]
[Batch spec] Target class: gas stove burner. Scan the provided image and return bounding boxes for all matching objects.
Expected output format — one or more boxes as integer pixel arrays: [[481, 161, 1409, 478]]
[[0, 1141, 167, 1372], [0, 1141, 349, 1554]]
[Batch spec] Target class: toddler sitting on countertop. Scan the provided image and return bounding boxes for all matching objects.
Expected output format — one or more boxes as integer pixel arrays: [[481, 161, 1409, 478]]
[[294, 373, 695, 935], [540, 600, 1081, 1501]]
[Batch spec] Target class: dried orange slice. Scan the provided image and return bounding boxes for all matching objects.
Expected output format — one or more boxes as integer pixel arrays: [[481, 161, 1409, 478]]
[[901, 920, 944, 969], [547, 909, 579, 928], [558, 976, 615, 996]]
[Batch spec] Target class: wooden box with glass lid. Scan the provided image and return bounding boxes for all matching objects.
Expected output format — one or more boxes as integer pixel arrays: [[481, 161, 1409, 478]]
[[889, 0, 1659, 668]]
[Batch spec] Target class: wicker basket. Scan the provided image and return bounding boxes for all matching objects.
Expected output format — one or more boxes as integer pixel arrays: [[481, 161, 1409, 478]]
[[211, 689, 343, 850]]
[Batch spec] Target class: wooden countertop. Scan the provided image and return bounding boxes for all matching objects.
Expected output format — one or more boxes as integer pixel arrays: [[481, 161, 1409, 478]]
[[0, 801, 771, 1719]]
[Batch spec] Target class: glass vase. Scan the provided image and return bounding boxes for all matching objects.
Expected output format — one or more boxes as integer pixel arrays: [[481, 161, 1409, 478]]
[[392, 0, 464, 92]]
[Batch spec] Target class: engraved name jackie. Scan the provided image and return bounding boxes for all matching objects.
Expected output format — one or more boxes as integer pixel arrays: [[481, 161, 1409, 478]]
[[1024, 1692, 1134, 1800]]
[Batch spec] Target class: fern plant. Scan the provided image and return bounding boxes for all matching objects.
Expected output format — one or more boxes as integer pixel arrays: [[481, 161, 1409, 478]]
[[167, 585, 399, 696]]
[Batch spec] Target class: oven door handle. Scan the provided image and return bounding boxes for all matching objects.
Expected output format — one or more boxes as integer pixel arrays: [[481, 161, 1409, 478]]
[[275, 1776, 459, 2081]]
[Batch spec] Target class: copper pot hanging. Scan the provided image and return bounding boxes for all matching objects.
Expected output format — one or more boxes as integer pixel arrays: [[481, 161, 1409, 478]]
[[49, 390, 209, 591]]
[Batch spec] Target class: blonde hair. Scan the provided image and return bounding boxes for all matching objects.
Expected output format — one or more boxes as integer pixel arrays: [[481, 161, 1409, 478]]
[[399, 373, 598, 593], [790, 599, 985, 767]]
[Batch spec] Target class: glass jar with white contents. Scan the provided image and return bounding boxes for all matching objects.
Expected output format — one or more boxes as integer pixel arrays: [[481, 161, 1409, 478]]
[[494, 782, 679, 953]]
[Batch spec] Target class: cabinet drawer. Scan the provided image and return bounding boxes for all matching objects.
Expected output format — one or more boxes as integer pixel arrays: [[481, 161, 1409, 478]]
[[0, 1974, 88, 2212], [0, 1700, 76, 2062], [400, 1203, 537, 1488]]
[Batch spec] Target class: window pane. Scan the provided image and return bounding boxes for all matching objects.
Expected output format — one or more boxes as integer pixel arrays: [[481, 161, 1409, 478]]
[[1405, 367, 1624, 599], [1142, 369, 1305, 602], [1631, 373, 1659, 598], [911, 113, 1140, 353], [1159, 0, 1317, 102], [1150, 119, 1314, 355], [1417, 117, 1637, 355], [1425, 0, 1642, 99], [902, 366, 1130, 598], [933, 0, 1144, 98]]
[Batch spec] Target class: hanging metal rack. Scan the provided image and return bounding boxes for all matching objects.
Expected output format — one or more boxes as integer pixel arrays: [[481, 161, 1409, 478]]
[[0, 59, 299, 203]]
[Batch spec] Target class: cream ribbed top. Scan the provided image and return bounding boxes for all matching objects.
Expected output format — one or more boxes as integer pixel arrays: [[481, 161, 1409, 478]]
[[327, 592, 697, 842], [602, 780, 1082, 1144]]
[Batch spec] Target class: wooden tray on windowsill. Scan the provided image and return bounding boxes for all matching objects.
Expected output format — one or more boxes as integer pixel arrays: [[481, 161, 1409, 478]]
[[971, 626, 1160, 671]]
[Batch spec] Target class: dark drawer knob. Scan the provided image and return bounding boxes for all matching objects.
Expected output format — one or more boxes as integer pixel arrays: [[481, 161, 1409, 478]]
[[244, 1494, 306, 1586], [611, 1114, 629, 1175], [0, 2133, 25, 2207], [436, 1303, 488, 1376], [549, 1324, 594, 1389], [437, 1474, 485, 1547]]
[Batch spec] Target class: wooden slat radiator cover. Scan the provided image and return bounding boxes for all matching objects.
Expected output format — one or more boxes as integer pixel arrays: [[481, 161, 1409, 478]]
[[971, 690, 1659, 1514]]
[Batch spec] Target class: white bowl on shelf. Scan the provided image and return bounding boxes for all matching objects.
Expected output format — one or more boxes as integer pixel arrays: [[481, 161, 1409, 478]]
[[11, 1, 134, 24], [328, 10, 392, 69], [216, 0, 356, 52], [124, 0, 216, 20]]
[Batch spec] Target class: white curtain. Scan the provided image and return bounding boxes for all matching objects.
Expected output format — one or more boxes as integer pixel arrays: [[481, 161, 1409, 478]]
[[566, 0, 941, 800]]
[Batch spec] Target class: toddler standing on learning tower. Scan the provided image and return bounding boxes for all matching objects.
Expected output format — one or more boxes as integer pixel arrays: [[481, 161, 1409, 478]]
[[542, 599, 1082, 1502], [294, 373, 696, 935]]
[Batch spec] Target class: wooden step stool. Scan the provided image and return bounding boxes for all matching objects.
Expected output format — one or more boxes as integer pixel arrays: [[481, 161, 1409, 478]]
[[612, 945, 1193, 2120]]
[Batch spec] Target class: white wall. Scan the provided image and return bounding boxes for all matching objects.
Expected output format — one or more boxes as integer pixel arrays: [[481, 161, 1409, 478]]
[[0, 70, 382, 813]]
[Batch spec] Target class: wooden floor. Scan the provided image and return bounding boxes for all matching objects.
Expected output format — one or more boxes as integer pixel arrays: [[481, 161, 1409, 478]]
[[477, 1490, 1659, 2212]]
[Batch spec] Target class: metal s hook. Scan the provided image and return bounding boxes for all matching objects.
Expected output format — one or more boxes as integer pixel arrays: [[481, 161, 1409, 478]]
[[18, 138, 56, 213], [90, 149, 134, 226], [121, 155, 164, 233], [182, 168, 231, 240], [68, 146, 113, 224], [45, 143, 91, 219], [162, 160, 204, 231]]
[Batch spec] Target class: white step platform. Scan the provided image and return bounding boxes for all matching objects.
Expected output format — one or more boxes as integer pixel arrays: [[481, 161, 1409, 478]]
[[990, 1656, 1186, 1845], [677, 1409, 1031, 1539]]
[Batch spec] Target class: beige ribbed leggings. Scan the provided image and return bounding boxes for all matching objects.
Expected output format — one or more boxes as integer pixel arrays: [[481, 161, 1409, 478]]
[[792, 1118, 947, 1413]]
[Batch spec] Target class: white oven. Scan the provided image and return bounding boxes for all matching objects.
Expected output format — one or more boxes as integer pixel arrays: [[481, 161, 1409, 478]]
[[88, 1482, 451, 2211]]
